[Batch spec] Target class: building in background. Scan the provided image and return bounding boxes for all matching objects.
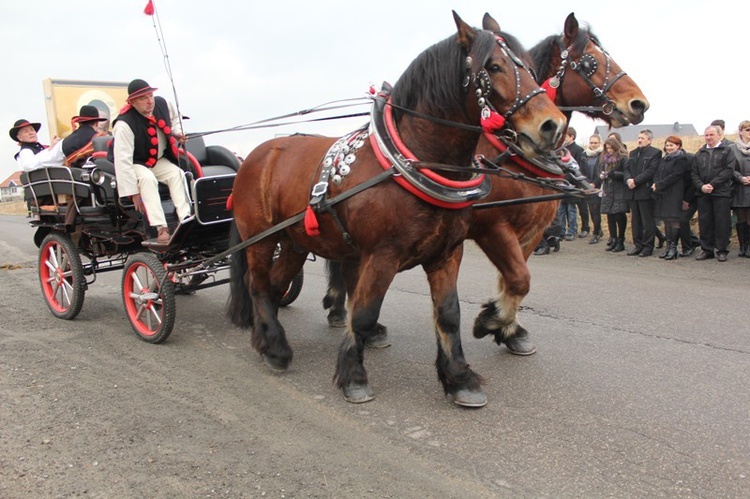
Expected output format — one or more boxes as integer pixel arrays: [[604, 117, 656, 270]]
[[594, 122, 698, 142]]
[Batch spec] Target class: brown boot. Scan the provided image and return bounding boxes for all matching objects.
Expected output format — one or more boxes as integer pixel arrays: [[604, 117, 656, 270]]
[[156, 226, 170, 244]]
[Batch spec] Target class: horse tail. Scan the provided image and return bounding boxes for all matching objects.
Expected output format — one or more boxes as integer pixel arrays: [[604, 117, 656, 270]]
[[226, 220, 254, 328]]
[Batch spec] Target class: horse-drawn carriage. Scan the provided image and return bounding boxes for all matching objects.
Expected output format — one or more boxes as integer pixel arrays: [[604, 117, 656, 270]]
[[21, 134, 304, 344]]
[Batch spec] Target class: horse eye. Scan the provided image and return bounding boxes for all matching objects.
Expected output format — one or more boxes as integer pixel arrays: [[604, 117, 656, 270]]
[[487, 63, 503, 74]]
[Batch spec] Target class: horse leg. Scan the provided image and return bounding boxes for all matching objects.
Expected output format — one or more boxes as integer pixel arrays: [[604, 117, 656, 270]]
[[333, 254, 397, 403], [245, 241, 294, 371], [270, 242, 308, 305], [322, 259, 347, 327], [472, 224, 536, 355], [337, 260, 390, 349], [427, 245, 486, 407]]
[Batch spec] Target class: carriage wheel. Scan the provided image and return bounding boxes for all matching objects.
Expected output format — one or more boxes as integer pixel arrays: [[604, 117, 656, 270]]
[[122, 253, 175, 344], [38, 233, 86, 320], [279, 269, 304, 307]]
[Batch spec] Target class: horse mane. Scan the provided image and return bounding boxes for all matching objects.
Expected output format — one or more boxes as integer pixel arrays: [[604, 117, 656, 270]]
[[529, 25, 600, 83], [392, 29, 497, 122]]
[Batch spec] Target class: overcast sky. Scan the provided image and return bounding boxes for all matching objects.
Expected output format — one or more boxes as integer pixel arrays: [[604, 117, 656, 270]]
[[1, 1, 744, 182]]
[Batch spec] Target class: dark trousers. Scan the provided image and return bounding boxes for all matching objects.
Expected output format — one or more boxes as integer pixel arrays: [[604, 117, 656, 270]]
[[679, 200, 698, 250], [697, 195, 731, 254], [588, 200, 602, 235], [631, 198, 656, 251], [577, 200, 590, 232], [607, 213, 627, 239]]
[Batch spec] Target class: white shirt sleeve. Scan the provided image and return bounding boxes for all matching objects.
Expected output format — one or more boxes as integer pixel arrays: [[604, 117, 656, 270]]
[[16, 141, 66, 172], [112, 120, 139, 198]]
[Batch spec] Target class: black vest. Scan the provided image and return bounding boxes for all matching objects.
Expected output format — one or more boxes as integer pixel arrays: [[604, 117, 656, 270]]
[[111, 96, 178, 167], [14, 142, 46, 160]]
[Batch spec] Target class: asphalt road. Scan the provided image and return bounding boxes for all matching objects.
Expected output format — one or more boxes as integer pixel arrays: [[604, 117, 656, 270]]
[[1, 213, 748, 497]]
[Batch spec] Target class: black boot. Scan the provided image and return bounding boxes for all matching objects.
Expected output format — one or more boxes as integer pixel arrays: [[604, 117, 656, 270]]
[[605, 237, 616, 251], [533, 238, 550, 256], [663, 242, 678, 260], [737, 222, 749, 257], [611, 237, 625, 252], [655, 227, 666, 249]]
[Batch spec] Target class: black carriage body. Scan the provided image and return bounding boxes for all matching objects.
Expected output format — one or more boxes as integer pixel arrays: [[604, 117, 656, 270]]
[[20, 136, 250, 341]]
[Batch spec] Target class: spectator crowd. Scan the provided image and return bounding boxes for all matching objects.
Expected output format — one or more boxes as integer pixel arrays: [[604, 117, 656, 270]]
[[535, 120, 750, 262]]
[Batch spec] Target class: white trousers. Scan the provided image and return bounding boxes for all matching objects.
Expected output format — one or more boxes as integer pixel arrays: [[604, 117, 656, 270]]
[[132, 158, 191, 227]]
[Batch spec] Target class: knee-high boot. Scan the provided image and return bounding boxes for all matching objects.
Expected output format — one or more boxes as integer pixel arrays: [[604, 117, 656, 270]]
[[737, 222, 749, 257], [663, 225, 678, 260]]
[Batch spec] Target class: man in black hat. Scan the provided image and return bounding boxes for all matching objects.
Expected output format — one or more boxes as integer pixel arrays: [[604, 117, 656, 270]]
[[111, 78, 190, 244], [62, 105, 108, 168], [10, 119, 63, 172], [10, 106, 109, 172]]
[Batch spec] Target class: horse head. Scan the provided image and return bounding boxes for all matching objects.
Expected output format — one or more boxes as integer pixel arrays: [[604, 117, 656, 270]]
[[391, 12, 565, 163], [526, 12, 649, 127], [455, 12, 565, 157]]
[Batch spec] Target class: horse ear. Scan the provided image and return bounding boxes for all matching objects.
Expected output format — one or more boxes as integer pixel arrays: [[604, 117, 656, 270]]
[[482, 12, 501, 34], [563, 12, 579, 45], [453, 11, 476, 48]]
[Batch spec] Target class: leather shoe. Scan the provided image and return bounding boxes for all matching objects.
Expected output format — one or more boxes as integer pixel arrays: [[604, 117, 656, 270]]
[[638, 250, 653, 257], [717, 253, 728, 262], [589, 234, 600, 244], [627, 247, 642, 256], [679, 247, 695, 257], [564, 234, 575, 241], [156, 226, 171, 244], [578, 230, 589, 238], [695, 251, 714, 261]]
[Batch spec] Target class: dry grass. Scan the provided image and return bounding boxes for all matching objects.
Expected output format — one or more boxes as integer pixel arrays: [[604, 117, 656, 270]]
[[0, 200, 28, 216]]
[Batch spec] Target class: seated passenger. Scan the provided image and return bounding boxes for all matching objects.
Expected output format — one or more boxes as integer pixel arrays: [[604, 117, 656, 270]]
[[10, 119, 63, 172], [62, 105, 109, 168], [11, 106, 109, 172], [111, 78, 191, 244]]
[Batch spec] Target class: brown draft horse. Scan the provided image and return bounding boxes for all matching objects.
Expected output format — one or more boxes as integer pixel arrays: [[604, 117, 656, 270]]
[[226, 12, 566, 407], [323, 13, 650, 355]]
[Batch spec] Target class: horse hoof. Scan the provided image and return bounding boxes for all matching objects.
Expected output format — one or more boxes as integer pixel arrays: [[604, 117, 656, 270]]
[[449, 388, 487, 408], [261, 353, 289, 372], [342, 383, 375, 404], [327, 314, 347, 328], [365, 325, 390, 349], [501, 331, 537, 356]]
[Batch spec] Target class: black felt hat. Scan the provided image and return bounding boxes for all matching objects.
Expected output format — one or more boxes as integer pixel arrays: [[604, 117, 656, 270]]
[[126, 78, 158, 101], [9, 119, 41, 141], [72, 105, 108, 123]]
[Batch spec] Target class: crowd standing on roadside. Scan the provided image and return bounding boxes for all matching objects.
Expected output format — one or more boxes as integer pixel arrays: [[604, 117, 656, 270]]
[[535, 121, 750, 262]]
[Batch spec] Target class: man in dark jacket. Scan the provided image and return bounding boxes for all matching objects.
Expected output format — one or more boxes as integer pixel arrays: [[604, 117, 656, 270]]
[[691, 125, 737, 261], [624, 129, 661, 256]]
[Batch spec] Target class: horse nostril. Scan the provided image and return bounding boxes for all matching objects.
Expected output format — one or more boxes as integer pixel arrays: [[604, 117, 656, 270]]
[[630, 99, 649, 115], [539, 119, 562, 143]]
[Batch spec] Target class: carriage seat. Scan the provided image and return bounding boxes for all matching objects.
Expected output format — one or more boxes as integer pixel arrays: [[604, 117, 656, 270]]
[[21, 167, 106, 216], [91, 135, 116, 175], [185, 135, 241, 177]]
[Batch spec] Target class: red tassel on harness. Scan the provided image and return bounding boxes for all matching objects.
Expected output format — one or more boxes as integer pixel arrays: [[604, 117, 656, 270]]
[[480, 109, 506, 133], [541, 79, 557, 102], [304, 206, 320, 236], [225, 193, 233, 211], [143, 0, 155, 15]]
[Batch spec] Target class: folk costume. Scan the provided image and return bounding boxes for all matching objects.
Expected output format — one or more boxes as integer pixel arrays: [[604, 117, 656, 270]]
[[11, 119, 65, 172], [62, 105, 108, 168], [111, 79, 190, 231]]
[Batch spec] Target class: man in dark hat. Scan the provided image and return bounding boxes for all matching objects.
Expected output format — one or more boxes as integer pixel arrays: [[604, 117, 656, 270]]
[[62, 105, 109, 168], [10, 119, 63, 172], [111, 78, 190, 244]]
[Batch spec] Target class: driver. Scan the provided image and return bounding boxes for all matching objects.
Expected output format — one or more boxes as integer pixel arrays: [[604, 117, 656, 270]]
[[111, 78, 190, 244]]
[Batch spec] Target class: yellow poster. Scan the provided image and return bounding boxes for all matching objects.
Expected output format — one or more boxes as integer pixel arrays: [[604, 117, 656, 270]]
[[42, 79, 128, 139]]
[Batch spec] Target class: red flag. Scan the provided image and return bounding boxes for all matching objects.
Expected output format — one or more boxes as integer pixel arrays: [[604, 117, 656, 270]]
[[143, 0, 154, 16]]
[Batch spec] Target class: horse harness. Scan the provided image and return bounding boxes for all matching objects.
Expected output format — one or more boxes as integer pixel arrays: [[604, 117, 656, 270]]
[[546, 36, 627, 119]]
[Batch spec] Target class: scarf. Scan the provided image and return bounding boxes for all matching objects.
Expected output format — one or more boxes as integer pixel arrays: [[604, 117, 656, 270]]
[[664, 149, 685, 160], [735, 137, 750, 156], [584, 145, 603, 157]]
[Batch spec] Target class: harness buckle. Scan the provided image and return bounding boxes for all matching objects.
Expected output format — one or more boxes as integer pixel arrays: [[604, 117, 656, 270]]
[[311, 181, 328, 198]]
